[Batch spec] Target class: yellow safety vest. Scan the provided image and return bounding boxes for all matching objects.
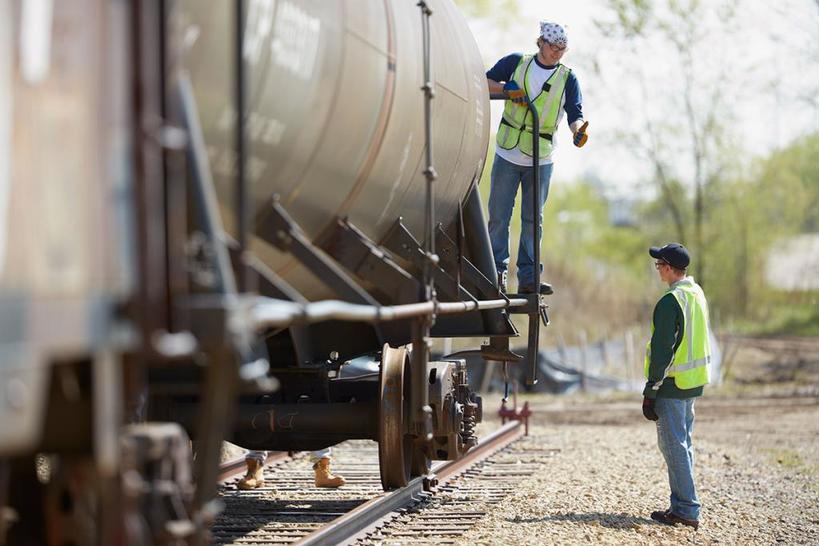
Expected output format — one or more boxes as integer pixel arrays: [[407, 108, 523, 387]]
[[496, 56, 571, 158], [644, 278, 712, 390]]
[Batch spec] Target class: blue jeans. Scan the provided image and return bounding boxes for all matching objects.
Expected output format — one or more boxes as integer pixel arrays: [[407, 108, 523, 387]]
[[655, 397, 701, 520], [487, 155, 553, 288], [247, 448, 331, 463]]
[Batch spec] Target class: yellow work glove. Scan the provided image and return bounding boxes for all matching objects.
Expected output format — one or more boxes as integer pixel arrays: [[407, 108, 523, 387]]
[[503, 81, 527, 104], [573, 121, 589, 147]]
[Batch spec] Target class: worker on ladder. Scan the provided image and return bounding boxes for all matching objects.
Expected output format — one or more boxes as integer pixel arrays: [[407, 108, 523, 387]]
[[486, 20, 588, 294]]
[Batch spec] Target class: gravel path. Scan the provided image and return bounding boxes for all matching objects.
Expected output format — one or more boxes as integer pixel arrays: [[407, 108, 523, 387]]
[[459, 394, 819, 545]]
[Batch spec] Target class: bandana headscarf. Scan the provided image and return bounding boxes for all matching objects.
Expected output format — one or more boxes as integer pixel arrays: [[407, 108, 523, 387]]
[[539, 21, 568, 47]]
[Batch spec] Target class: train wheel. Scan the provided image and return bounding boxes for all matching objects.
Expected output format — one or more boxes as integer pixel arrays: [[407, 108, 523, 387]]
[[410, 444, 431, 478], [378, 344, 412, 489], [43, 457, 99, 546]]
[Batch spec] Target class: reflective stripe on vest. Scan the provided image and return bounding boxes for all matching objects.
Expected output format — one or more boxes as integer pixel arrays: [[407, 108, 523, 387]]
[[496, 56, 570, 158], [644, 278, 712, 390]]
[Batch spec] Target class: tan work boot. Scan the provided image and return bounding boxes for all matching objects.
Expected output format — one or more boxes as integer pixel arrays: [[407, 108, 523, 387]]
[[237, 458, 265, 490], [313, 457, 346, 488]]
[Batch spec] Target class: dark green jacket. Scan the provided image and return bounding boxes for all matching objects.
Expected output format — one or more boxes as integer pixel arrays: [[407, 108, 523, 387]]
[[643, 291, 705, 400]]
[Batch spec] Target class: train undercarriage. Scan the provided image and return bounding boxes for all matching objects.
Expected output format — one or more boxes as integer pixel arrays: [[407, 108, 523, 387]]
[[0, 0, 550, 544]]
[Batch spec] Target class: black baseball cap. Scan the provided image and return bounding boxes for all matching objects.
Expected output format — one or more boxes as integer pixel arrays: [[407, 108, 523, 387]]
[[649, 243, 690, 270]]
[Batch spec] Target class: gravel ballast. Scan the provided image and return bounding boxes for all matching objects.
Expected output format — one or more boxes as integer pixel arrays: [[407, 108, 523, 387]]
[[459, 395, 819, 545]]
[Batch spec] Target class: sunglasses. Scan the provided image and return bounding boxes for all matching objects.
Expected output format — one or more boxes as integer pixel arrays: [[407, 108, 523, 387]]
[[545, 42, 567, 52], [654, 261, 670, 270]]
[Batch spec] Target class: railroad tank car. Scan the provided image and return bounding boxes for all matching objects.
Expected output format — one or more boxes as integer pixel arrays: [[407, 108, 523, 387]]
[[176, 0, 490, 300], [0, 1, 546, 543]]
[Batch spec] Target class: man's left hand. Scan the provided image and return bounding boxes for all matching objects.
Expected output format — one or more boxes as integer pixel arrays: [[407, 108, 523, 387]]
[[642, 397, 659, 421]]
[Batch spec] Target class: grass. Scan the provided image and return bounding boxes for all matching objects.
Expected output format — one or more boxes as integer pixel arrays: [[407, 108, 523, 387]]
[[770, 449, 804, 469], [729, 301, 819, 337], [763, 448, 819, 493]]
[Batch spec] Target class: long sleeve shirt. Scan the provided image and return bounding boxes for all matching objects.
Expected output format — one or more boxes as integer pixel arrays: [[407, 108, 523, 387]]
[[486, 53, 583, 166], [643, 292, 705, 400], [486, 53, 584, 125]]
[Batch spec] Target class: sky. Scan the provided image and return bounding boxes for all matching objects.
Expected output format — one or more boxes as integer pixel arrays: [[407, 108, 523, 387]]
[[459, 0, 819, 195]]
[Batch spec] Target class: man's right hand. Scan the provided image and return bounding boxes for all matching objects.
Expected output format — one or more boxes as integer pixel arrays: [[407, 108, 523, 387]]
[[503, 81, 527, 104], [642, 397, 659, 421], [573, 121, 589, 147]]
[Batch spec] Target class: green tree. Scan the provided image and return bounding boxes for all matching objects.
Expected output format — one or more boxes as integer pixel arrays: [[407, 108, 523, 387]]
[[694, 132, 819, 323], [452, 0, 520, 27], [594, 0, 744, 287]]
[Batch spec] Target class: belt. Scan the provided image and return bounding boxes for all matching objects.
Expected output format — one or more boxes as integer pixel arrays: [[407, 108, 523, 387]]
[[500, 118, 552, 141]]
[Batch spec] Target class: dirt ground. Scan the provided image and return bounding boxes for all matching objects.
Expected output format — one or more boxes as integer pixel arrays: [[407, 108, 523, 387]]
[[460, 345, 819, 545]]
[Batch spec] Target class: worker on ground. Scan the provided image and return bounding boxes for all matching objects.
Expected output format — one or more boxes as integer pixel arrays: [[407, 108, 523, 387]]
[[238, 449, 346, 489], [642, 243, 712, 530], [486, 21, 588, 295]]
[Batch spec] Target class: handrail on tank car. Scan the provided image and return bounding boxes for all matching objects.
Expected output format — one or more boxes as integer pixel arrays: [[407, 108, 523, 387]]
[[489, 91, 543, 387], [489, 91, 541, 288], [251, 296, 530, 329]]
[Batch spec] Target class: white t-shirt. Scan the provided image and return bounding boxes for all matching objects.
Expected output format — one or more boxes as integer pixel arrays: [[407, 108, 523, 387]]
[[496, 61, 567, 167]]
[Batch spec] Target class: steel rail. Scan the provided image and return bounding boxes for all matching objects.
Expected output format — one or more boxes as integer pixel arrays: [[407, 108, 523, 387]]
[[434, 418, 525, 484], [294, 420, 523, 546], [251, 296, 529, 329]]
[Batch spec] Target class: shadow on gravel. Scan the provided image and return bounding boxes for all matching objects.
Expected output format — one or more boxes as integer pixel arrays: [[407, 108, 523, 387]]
[[509, 512, 656, 529]]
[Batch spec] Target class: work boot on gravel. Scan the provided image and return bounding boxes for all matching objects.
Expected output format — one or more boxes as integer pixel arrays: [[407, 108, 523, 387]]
[[313, 457, 346, 488], [650, 509, 671, 522], [651, 509, 699, 530], [237, 458, 265, 490]]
